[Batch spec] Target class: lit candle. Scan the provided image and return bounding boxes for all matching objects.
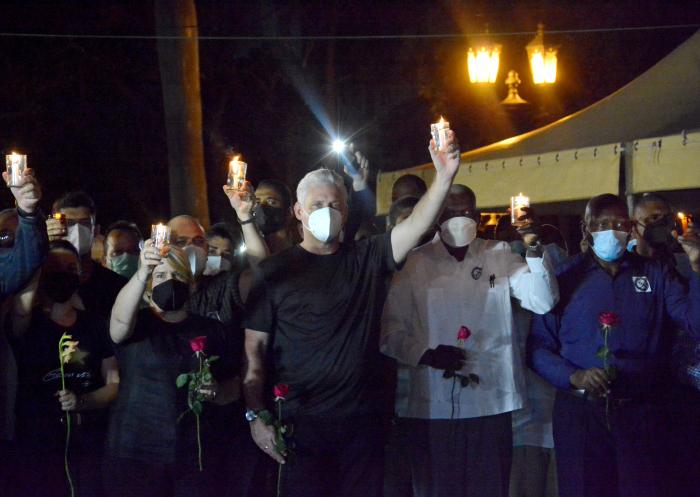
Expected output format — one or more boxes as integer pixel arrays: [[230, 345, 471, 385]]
[[151, 223, 171, 249], [678, 212, 692, 234], [430, 117, 450, 151], [510, 193, 530, 226], [5, 152, 27, 187], [227, 155, 248, 191]]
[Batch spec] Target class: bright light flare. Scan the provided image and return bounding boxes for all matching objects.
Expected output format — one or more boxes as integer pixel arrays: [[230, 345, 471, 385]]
[[332, 139, 346, 154]]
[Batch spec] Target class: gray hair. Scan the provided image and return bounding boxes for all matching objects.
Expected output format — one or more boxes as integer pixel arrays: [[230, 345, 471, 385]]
[[296, 168, 349, 206]]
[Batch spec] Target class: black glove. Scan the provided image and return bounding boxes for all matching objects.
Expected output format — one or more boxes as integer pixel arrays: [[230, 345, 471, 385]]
[[419, 345, 466, 371]]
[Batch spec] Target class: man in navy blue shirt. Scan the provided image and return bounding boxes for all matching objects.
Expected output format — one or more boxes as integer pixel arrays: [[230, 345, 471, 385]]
[[528, 194, 700, 497]]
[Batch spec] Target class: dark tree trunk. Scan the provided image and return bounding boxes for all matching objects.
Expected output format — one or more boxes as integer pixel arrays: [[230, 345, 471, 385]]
[[154, 0, 210, 225]]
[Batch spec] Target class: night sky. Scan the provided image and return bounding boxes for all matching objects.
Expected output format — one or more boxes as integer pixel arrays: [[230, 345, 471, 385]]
[[1, 1, 698, 232]]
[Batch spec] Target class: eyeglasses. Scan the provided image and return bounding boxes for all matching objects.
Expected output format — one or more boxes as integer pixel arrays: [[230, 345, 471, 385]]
[[65, 218, 93, 229], [590, 220, 632, 232]]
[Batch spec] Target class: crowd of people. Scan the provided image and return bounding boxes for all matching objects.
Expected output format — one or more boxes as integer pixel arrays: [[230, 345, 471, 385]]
[[0, 129, 698, 497]]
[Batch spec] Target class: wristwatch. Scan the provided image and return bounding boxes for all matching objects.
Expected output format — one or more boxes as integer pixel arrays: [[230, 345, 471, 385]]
[[245, 408, 260, 422]]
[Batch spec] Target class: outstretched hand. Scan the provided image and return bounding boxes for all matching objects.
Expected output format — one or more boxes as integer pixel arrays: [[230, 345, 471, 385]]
[[428, 130, 460, 179], [343, 143, 370, 191]]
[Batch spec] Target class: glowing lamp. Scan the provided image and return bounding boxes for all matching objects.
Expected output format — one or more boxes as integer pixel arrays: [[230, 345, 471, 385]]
[[526, 23, 558, 85], [467, 42, 501, 84]]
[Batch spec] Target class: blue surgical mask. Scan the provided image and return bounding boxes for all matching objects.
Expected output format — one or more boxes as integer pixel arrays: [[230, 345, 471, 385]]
[[591, 230, 628, 262], [108, 252, 140, 279], [627, 238, 638, 253]]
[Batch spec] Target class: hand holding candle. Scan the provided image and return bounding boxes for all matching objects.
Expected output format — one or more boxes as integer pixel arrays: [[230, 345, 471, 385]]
[[3, 161, 41, 214]]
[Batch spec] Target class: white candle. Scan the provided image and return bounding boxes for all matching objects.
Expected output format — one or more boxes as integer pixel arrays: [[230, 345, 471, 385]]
[[5, 152, 27, 187], [151, 223, 171, 249], [510, 193, 530, 226], [430, 117, 450, 151], [227, 156, 248, 191]]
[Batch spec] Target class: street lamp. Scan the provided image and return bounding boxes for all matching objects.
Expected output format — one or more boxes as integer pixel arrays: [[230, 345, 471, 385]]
[[526, 23, 558, 85], [467, 38, 501, 84]]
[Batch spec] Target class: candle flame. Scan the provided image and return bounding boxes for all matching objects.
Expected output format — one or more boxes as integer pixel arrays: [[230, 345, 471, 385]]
[[439, 116, 445, 125], [678, 212, 685, 219]]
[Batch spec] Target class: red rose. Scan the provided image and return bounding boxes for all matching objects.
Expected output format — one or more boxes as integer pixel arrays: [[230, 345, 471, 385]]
[[457, 326, 471, 341], [598, 312, 619, 328], [189, 336, 207, 353], [274, 383, 290, 400]]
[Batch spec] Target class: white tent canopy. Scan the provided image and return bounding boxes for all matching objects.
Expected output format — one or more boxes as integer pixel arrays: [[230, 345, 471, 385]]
[[376, 29, 700, 213]]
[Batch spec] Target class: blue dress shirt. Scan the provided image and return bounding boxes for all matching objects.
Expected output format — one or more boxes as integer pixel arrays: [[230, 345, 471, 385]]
[[528, 252, 700, 396]]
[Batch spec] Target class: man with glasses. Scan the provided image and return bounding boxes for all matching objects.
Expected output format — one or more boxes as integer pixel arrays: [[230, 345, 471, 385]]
[[528, 194, 700, 497], [381, 184, 559, 497], [49, 191, 127, 317]]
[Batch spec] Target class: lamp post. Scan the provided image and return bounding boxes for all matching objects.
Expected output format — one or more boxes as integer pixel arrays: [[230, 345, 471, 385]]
[[526, 23, 558, 85]]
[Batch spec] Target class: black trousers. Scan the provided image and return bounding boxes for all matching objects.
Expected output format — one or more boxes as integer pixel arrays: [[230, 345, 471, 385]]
[[6, 424, 105, 497], [553, 391, 661, 497], [280, 414, 384, 497], [104, 455, 213, 497], [405, 413, 513, 497]]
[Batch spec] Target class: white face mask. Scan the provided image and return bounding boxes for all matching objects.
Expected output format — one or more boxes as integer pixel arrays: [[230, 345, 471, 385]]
[[65, 224, 93, 256], [184, 245, 208, 278], [440, 216, 477, 247], [202, 255, 233, 276], [303, 207, 343, 243]]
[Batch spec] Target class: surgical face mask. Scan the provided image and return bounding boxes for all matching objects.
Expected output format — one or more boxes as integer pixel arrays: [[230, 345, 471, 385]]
[[253, 204, 288, 235], [627, 238, 638, 253], [184, 245, 207, 278], [439, 216, 477, 248], [42, 271, 80, 303], [108, 252, 140, 279], [590, 230, 628, 262], [203, 255, 232, 276], [151, 279, 190, 311], [303, 207, 343, 243], [65, 224, 93, 256]]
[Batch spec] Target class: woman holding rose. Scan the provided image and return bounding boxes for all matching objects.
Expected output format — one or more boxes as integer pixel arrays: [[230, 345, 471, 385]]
[[106, 243, 240, 497]]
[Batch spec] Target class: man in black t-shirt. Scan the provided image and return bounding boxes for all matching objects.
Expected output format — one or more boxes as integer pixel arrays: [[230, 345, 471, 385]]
[[243, 131, 461, 497]]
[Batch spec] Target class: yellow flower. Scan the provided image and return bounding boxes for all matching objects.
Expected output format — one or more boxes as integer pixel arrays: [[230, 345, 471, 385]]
[[61, 340, 80, 364]]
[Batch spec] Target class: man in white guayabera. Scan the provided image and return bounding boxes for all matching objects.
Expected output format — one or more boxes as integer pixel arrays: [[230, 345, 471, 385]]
[[381, 184, 559, 497]]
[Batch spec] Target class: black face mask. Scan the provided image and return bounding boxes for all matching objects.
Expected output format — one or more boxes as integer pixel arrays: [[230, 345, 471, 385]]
[[253, 204, 287, 235], [42, 272, 80, 303], [151, 279, 190, 311], [641, 219, 676, 249]]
